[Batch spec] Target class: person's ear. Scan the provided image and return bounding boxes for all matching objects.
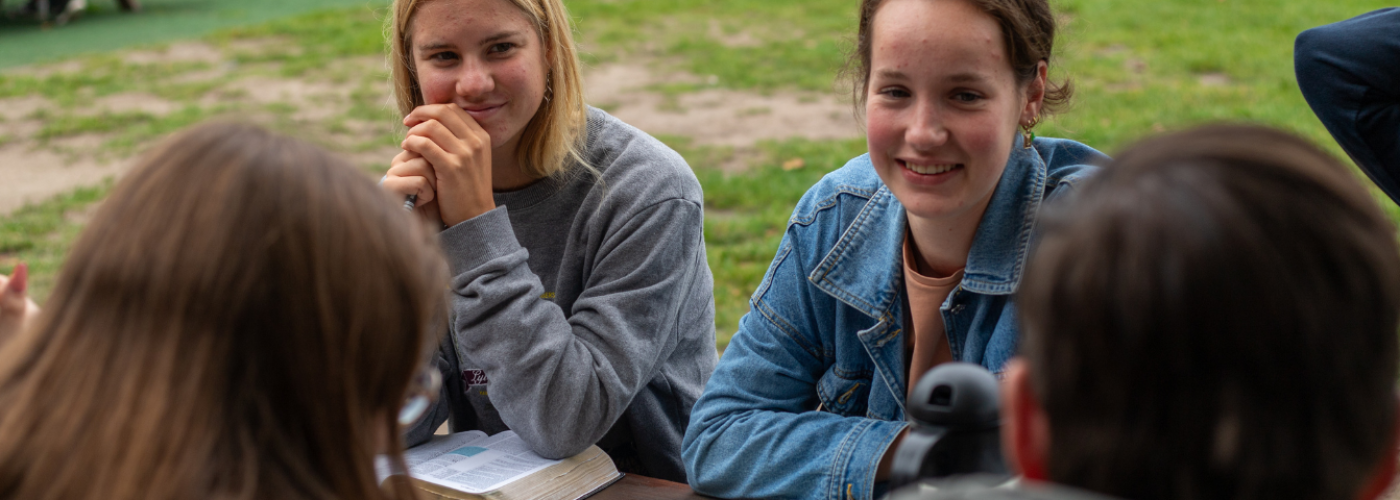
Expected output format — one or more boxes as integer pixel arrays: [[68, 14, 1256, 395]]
[[1020, 61, 1048, 126], [1357, 394, 1400, 500], [1001, 357, 1050, 481]]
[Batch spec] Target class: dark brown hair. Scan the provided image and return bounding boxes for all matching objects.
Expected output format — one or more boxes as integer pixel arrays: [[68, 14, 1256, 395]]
[[1019, 124, 1400, 500], [844, 0, 1072, 122], [0, 122, 446, 500]]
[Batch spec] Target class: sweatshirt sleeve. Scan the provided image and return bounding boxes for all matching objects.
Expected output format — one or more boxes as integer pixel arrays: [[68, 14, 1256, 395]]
[[438, 197, 707, 459], [1295, 8, 1400, 203], [403, 327, 467, 448]]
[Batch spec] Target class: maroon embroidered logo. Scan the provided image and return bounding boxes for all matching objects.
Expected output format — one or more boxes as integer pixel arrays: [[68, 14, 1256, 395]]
[[463, 369, 489, 386]]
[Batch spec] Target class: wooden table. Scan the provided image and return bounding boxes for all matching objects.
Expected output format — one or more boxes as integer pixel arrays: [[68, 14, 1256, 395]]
[[592, 474, 709, 500]]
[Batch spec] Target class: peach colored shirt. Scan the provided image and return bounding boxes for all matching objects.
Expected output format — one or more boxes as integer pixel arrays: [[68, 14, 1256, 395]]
[[903, 234, 964, 398]]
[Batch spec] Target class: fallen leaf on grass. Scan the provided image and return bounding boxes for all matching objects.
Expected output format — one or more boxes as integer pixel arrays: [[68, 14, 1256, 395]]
[[782, 157, 805, 170]]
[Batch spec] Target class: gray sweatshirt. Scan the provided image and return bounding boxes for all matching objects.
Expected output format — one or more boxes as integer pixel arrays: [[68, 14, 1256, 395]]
[[406, 107, 717, 483]]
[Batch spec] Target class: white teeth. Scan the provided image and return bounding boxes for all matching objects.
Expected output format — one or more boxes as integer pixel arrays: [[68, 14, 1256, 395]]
[[903, 161, 958, 175]]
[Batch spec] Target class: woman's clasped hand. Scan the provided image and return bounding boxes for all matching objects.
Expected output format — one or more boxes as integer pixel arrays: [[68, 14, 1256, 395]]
[[380, 0, 717, 483], [386, 104, 497, 227]]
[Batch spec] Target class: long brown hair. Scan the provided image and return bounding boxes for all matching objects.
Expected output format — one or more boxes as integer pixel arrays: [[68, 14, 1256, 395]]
[[0, 122, 447, 500]]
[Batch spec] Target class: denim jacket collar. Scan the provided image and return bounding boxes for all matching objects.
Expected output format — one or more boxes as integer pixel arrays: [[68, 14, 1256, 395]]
[[806, 142, 1048, 320]]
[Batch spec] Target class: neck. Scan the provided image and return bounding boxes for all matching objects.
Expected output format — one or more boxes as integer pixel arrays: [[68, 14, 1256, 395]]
[[905, 200, 992, 277], [491, 136, 539, 191]]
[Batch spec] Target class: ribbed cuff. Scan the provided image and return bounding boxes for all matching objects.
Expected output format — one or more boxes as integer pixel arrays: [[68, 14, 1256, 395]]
[[438, 206, 524, 277]]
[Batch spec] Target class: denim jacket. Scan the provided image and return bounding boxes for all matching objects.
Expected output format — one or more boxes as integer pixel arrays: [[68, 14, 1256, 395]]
[[682, 137, 1107, 500]]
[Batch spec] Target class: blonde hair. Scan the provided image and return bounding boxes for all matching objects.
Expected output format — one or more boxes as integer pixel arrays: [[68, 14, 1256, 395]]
[[388, 0, 589, 180], [0, 122, 447, 500]]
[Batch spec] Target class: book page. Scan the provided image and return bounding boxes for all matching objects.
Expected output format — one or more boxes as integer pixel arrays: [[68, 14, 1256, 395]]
[[376, 430, 489, 483], [408, 430, 561, 494], [405, 431, 491, 467]]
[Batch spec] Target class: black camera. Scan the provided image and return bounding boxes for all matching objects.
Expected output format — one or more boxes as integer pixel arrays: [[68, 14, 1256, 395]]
[[889, 362, 1009, 491]]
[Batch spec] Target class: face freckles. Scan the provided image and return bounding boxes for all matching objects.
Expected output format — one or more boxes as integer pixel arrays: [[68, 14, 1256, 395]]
[[865, 0, 1041, 225], [410, 0, 547, 151]]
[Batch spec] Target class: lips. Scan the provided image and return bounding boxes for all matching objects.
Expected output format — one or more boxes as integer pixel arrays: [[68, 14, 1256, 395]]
[[899, 159, 962, 175], [461, 103, 505, 121]]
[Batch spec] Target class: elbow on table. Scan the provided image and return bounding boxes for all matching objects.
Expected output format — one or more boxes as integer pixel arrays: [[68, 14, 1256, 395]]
[[680, 413, 741, 497], [516, 426, 596, 460]]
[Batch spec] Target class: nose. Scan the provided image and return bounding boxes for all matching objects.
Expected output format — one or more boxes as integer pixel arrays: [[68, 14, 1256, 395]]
[[906, 99, 947, 152], [454, 60, 495, 100]]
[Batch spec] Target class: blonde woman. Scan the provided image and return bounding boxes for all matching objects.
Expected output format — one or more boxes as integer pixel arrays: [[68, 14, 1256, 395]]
[[0, 122, 447, 500], [380, 0, 716, 482]]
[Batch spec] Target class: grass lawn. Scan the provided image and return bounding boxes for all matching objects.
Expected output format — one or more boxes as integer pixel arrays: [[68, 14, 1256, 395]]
[[0, 0, 390, 68], [1, 0, 1396, 349]]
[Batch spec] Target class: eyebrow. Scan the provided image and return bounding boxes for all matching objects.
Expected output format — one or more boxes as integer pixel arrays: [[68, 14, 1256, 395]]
[[417, 42, 455, 52], [873, 69, 991, 84], [947, 72, 990, 84], [875, 68, 907, 80], [479, 30, 526, 46], [415, 30, 527, 53]]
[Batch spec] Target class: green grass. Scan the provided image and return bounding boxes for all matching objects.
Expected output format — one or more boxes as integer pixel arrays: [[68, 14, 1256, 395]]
[[0, 56, 211, 104], [1, 0, 1398, 348], [208, 6, 391, 77], [1042, 0, 1395, 152], [569, 0, 858, 93], [680, 138, 868, 347], [0, 0, 390, 68], [0, 182, 112, 302]]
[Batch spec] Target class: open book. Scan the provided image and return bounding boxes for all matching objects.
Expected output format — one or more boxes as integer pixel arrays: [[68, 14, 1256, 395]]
[[382, 430, 622, 500]]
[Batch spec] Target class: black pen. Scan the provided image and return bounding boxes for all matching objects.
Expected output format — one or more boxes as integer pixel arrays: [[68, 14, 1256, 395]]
[[403, 194, 417, 212]]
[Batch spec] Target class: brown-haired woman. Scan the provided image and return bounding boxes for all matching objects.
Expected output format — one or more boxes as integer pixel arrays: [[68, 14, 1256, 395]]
[[683, 0, 1105, 498], [0, 122, 447, 500], [380, 0, 716, 483]]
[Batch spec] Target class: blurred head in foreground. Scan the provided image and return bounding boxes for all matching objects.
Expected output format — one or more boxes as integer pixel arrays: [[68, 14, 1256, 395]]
[[0, 122, 447, 500], [1008, 125, 1400, 500]]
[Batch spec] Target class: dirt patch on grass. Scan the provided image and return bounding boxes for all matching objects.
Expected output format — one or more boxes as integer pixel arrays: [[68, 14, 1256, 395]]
[[226, 77, 353, 122], [707, 20, 762, 48], [88, 92, 182, 116], [3, 54, 863, 216], [122, 41, 225, 65], [2, 60, 83, 79], [1196, 72, 1231, 87], [0, 142, 128, 214], [0, 96, 54, 122], [584, 62, 860, 148]]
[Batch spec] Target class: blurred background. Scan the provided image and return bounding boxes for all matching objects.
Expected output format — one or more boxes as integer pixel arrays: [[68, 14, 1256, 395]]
[[0, 0, 1394, 350]]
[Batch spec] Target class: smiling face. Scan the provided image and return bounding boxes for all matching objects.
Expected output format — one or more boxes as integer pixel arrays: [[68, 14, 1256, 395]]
[[865, 0, 1042, 225], [410, 0, 547, 152]]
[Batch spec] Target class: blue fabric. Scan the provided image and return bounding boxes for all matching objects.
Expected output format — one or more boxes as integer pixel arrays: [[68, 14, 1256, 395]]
[[1295, 8, 1400, 203], [682, 136, 1106, 500]]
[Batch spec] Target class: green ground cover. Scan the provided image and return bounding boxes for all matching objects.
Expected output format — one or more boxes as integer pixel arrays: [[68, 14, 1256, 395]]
[[1, 0, 1396, 348], [0, 0, 390, 68]]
